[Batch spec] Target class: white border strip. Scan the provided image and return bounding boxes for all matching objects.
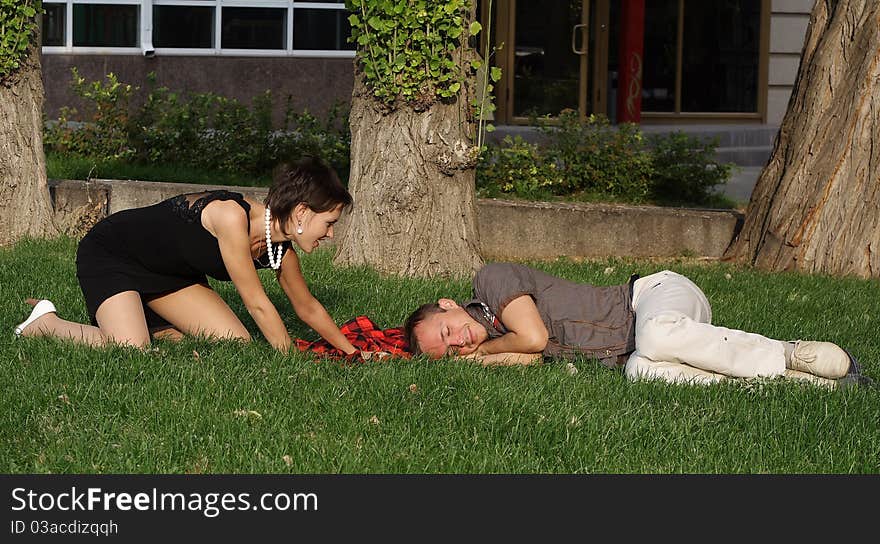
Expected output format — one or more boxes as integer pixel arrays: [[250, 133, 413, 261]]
[[42, 0, 352, 58]]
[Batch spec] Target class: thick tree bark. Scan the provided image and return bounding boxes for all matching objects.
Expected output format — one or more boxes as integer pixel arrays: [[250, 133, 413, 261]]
[[0, 40, 57, 246], [724, 0, 880, 278], [334, 15, 484, 278]]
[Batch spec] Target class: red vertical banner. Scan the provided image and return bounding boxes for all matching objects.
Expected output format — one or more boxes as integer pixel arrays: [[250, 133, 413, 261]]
[[616, 0, 645, 123]]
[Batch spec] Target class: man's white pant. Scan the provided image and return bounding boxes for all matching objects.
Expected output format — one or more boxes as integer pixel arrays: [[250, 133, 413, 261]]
[[624, 270, 787, 385]]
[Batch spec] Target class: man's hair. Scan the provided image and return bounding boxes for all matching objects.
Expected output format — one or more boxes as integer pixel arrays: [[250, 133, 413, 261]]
[[266, 156, 353, 235], [403, 302, 446, 356]]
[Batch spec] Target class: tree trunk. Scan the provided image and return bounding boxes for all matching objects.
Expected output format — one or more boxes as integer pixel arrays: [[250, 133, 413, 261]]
[[724, 0, 880, 278], [0, 38, 57, 246], [334, 49, 484, 278]]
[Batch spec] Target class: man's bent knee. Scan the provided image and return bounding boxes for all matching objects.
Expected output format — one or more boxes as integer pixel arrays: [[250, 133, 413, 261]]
[[635, 312, 689, 362]]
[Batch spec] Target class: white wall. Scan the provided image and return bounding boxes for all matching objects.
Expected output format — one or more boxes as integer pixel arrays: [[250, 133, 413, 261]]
[[767, 0, 814, 124]]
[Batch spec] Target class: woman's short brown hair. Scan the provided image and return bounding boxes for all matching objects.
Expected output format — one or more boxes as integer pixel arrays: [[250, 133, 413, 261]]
[[266, 156, 353, 234]]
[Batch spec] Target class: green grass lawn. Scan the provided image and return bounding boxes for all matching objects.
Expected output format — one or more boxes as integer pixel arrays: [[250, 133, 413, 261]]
[[2, 238, 879, 473]]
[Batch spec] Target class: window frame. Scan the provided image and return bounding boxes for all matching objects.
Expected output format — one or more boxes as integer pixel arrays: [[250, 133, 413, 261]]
[[640, 0, 770, 122], [41, 0, 355, 58]]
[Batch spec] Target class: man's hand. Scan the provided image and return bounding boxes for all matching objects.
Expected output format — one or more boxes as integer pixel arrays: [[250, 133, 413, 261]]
[[476, 295, 549, 356], [462, 351, 543, 366]]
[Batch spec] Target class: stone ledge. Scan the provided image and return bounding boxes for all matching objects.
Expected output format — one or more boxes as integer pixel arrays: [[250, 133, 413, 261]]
[[48, 179, 742, 260], [477, 198, 741, 260]]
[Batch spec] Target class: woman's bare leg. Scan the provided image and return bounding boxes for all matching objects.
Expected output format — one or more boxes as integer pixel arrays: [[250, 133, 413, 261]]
[[94, 291, 152, 348], [146, 283, 251, 341], [19, 298, 105, 346], [19, 291, 150, 348]]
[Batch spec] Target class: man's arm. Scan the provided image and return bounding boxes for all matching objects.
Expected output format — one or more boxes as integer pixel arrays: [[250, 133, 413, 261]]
[[466, 352, 543, 366], [472, 295, 548, 359]]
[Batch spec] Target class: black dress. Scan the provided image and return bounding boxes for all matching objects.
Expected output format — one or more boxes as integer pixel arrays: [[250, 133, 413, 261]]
[[75, 190, 290, 330]]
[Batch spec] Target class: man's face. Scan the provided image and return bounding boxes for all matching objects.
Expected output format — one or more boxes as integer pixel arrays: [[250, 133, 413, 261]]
[[414, 299, 489, 359]]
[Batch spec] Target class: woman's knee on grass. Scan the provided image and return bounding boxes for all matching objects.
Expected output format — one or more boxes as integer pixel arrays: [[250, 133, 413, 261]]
[[200, 327, 251, 343], [95, 291, 152, 349], [145, 284, 251, 343]]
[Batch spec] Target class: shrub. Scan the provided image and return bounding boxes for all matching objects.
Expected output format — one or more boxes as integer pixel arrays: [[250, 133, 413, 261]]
[[132, 83, 275, 175], [647, 131, 733, 204], [45, 70, 351, 183], [43, 68, 137, 160], [537, 110, 654, 200], [476, 136, 561, 200], [272, 99, 351, 182], [477, 109, 732, 206]]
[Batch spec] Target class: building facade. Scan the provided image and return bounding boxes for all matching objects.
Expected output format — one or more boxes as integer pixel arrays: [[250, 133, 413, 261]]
[[40, 0, 814, 127]]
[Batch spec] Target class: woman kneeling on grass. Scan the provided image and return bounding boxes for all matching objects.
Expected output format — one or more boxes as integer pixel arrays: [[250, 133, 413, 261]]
[[14, 156, 361, 356]]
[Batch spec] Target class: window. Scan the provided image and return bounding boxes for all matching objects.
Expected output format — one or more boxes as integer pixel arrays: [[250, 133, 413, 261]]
[[222, 7, 286, 50], [681, 0, 760, 113], [42, 1, 353, 55], [42, 3, 66, 46], [72, 3, 139, 47], [153, 6, 214, 48], [641, 0, 762, 114], [293, 8, 354, 51]]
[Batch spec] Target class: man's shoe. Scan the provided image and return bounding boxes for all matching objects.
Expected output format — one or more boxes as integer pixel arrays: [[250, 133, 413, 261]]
[[13, 300, 56, 337], [783, 368, 836, 388], [786, 340, 850, 379]]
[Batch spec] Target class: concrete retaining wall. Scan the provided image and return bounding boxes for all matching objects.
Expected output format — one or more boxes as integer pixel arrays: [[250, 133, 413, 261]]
[[48, 178, 742, 260]]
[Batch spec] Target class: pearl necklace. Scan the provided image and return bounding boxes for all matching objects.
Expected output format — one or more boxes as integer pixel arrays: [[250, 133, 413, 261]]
[[264, 207, 284, 270]]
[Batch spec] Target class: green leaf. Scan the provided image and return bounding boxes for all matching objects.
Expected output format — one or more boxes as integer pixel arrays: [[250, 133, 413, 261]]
[[448, 82, 461, 93], [469, 21, 482, 35], [471, 59, 482, 70], [367, 16, 383, 31], [490, 67, 502, 82]]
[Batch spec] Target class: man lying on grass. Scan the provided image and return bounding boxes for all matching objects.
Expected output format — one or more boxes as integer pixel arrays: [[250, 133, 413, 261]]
[[404, 263, 869, 388]]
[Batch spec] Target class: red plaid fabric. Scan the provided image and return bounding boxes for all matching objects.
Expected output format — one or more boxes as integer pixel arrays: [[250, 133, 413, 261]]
[[294, 315, 411, 361]]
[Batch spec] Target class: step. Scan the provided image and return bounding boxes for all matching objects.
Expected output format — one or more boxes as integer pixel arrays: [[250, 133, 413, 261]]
[[715, 146, 772, 167]]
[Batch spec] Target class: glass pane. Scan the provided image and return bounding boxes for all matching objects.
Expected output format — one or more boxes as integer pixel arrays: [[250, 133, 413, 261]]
[[221, 7, 285, 49], [154, 6, 213, 48], [73, 4, 139, 47], [642, 0, 677, 113], [513, 0, 582, 118], [293, 9, 353, 50], [42, 3, 65, 46], [681, 0, 761, 112]]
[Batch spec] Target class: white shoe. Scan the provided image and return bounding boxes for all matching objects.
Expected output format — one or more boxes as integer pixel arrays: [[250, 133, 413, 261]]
[[14, 300, 57, 337], [787, 340, 850, 379]]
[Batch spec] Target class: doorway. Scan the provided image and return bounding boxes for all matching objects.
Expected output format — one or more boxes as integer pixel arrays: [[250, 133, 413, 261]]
[[490, 0, 611, 124]]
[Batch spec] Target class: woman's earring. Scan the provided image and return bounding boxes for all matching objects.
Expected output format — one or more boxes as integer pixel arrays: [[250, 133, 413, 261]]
[[296, 223, 303, 235]]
